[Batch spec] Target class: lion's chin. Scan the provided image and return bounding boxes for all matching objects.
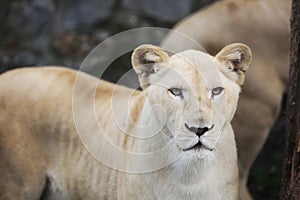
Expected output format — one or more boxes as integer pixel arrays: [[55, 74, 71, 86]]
[[172, 148, 216, 173]]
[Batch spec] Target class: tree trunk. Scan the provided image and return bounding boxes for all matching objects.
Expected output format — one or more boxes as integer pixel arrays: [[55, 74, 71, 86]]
[[280, 0, 300, 199]]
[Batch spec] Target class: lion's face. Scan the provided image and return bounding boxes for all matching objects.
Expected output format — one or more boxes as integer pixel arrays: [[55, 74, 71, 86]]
[[132, 44, 251, 160]]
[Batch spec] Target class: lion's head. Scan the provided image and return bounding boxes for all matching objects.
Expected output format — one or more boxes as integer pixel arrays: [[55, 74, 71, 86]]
[[131, 43, 251, 164]]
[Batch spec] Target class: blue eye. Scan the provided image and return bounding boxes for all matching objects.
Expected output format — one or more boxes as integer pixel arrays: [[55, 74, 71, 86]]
[[212, 87, 224, 96], [168, 88, 182, 97]]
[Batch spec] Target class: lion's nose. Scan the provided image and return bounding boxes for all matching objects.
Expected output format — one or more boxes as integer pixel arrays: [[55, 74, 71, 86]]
[[184, 123, 214, 137]]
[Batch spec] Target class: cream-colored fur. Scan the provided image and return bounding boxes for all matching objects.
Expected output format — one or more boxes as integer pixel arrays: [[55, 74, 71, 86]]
[[0, 43, 251, 200], [161, 0, 290, 199]]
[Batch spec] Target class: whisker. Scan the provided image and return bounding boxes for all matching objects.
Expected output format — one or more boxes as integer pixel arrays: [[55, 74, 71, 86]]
[[202, 139, 236, 150]]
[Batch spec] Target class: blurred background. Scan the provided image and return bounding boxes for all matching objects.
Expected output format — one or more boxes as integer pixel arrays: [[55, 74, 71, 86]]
[[0, 0, 286, 199]]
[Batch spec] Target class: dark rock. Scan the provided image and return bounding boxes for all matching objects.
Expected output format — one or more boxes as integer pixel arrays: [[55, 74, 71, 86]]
[[112, 11, 152, 29], [93, 29, 110, 42], [122, 0, 192, 22], [55, 0, 115, 32], [0, 49, 40, 70], [191, 0, 222, 12], [52, 31, 108, 57], [5, 0, 54, 39], [12, 49, 40, 66]]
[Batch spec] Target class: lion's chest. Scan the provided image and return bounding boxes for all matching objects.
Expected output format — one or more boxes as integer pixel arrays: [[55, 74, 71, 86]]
[[140, 166, 222, 200], [151, 180, 221, 200]]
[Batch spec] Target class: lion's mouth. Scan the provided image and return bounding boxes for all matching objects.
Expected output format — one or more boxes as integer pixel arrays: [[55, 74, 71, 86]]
[[182, 141, 202, 151], [182, 141, 214, 152]]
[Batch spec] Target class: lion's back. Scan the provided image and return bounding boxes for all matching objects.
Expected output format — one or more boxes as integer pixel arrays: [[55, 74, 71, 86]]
[[0, 66, 124, 199]]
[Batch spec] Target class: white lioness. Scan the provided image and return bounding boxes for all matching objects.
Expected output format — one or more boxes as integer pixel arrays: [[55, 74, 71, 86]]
[[161, 0, 290, 199], [0, 43, 251, 199]]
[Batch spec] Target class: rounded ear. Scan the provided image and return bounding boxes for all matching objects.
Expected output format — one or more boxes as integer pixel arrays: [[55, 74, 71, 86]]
[[216, 43, 252, 85], [131, 44, 169, 89]]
